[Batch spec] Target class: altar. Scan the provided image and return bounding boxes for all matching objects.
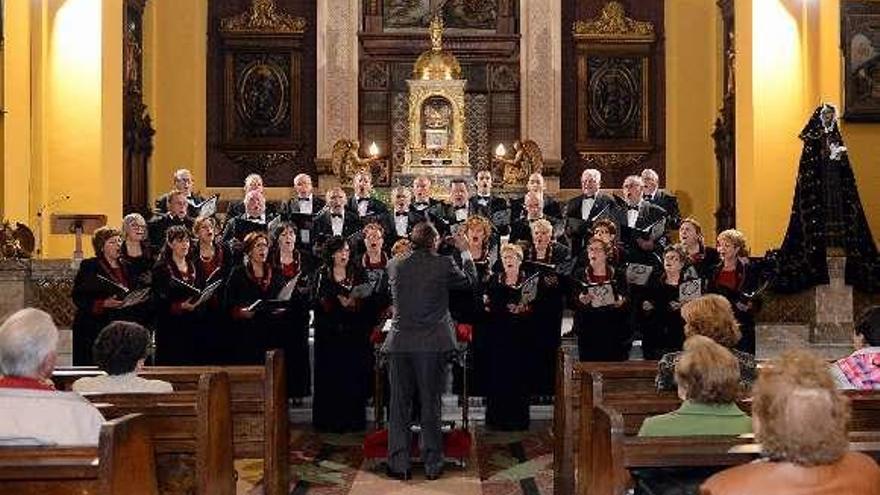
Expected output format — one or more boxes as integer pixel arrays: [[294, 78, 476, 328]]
[[398, 16, 472, 185]]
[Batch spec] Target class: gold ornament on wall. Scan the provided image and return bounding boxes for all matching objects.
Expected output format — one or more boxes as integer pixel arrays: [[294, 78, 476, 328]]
[[221, 0, 307, 34], [572, 1, 655, 43]]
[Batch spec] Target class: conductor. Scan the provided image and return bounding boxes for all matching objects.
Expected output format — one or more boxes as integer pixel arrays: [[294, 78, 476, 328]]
[[383, 222, 477, 480]]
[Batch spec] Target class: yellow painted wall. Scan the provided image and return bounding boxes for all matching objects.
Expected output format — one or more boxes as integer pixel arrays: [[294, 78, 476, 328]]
[[665, 0, 719, 236], [2, 0, 123, 258]]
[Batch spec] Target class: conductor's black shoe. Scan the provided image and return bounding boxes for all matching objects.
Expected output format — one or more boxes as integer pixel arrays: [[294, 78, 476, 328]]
[[385, 466, 411, 481], [425, 469, 444, 481]]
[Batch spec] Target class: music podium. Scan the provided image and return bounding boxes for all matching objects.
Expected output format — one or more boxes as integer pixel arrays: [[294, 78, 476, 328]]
[[51, 214, 107, 267]]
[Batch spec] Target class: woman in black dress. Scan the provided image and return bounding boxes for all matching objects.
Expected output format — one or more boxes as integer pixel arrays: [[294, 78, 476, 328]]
[[485, 243, 533, 430], [269, 221, 314, 400], [71, 227, 150, 365], [678, 217, 719, 280], [570, 237, 630, 362], [311, 236, 373, 432], [224, 231, 286, 364], [523, 218, 571, 399], [450, 215, 495, 398], [151, 225, 203, 365], [638, 244, 694, 359], [708, 229, 761, 354], [121, 213, 154, 285], [190, 216, 232, 364]]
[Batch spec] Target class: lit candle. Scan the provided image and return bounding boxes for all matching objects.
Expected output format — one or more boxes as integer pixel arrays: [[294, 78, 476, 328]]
[[368, 141, 380, 158], [495, 143, 507, 158]]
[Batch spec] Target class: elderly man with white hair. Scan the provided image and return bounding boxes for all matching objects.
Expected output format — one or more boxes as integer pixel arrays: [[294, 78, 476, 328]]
[[564, 168, 617, 256], [0, 308, 104, 445], [227, 173, 278, 219], [640, 168, 680, 229], [153, 168, 205, 218]]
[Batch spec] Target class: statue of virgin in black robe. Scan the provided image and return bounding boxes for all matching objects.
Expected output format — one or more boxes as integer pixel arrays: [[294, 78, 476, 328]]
[[772, 103, 880, 293]]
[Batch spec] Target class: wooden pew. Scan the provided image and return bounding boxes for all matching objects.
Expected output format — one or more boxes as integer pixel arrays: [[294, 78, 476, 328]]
[[0, 413, 159, 495], [552, 349, 659, 495], [53, 350, 289, 495], [84, 371, 235, 495], [590, 403, 880, 495]]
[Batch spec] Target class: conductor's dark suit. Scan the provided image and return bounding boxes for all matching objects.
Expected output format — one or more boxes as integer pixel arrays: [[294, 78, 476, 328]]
[[383, 247, 478, 476]]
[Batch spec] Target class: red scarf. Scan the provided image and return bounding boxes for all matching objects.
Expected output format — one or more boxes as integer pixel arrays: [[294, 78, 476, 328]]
[[0, 376, 55, 391], [247, 261, 273, 292]]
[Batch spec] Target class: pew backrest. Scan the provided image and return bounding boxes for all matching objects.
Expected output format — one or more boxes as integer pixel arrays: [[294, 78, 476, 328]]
[[0, 413, 158, 495], [84, 372, 235, 495]]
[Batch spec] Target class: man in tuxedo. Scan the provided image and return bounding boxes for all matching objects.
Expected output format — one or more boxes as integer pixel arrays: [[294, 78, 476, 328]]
[[226, 173, 278, 219], [612, 175, 668, 265], [283, 173, 326, 216], [153, 169, 204, 217], [348, 170, 389, 220], [148, 189, 194, 251], [222, 189, 274, 248], [312, 187, 362, 253], [469, 169, 510, 234], [564, 169, 617, 256], [640, 168, 680, 229], [384, 187, 420, 245], [439, 179, 471, 229], [410, 176, 442, 218], [383, 222, 477, 481], [510, 172, 561, 221], [509, 191, 547, 246]]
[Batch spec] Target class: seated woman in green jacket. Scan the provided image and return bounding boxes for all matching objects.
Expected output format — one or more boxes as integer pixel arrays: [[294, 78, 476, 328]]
[[639, 335, 751, 436]]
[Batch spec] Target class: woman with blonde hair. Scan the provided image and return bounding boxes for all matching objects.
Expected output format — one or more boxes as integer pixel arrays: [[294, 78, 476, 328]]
[[655, 294, 756, 391], [677, 217, 719, 278], [484, 242, 534, 430], [708, 229, 761, 354], [702, 349, 880, 494], [639, 335, 750, 436]]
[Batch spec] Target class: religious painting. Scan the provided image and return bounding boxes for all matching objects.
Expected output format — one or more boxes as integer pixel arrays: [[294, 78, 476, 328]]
[[383, 0, 497, 30], [842, 1, 880, 122]]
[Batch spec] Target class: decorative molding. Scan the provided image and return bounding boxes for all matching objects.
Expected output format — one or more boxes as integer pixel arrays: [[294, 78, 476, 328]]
[[220, 0, 307, 34], [713, 0, 736, 232], [579, 152, 647, 169], [227, 152, 297, 176], [572, 1, 655, 43]]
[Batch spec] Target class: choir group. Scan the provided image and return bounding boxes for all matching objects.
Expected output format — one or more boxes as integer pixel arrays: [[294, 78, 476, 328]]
[[69, 166, 762, 432]]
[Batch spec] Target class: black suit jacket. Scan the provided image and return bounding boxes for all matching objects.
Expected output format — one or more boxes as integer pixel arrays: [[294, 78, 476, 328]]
[[563, 193, 618, 255], [221, 213, 275, 245], [612, 200, 668, 264], [644, 190, 681, 229], [312, 209, 363, 252], [147, 214, 194, 252], [226, 200, 278, 219], [154, 193, 205, 218], [511, 195, 561, 222], [347, 196, 389, 219], [281, 195, 326, 217]]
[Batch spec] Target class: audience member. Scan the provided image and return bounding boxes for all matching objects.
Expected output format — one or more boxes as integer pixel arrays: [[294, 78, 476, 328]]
[[829, 305, 880, 390], [639, 335, 751, 436], [701, 349, 880, 494], [0, 308, 104, 445], [71, 321, 173, 393], [656, 294, 756, 391]]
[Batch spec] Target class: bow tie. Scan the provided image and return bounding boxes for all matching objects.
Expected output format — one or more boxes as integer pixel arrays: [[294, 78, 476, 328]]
[[627, 205, 640, 211], [357, 197, 370, 203], [248, 215, 262, 220], [298, 197, 310, 202], [331, 213, 343, 219], [643, 194, 653, 200], [415, 201, 429, 207], [396, 212, 408, 217], [583, 195, 595, 200], [455, 206, 467, 211]]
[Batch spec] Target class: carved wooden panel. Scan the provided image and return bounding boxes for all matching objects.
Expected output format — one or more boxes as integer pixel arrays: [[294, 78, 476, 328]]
[[562, 0, 665, 188], [207, 0, 316, 187], [713, 0, 736, 232], [123, 0, 154, 217]]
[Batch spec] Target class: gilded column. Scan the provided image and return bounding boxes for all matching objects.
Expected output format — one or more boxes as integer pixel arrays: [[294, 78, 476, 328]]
[[520, 0, 562, 168], [316, 0, 359, 165]]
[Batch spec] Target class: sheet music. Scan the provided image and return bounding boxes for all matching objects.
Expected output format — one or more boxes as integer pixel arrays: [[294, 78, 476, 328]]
[[275, 275, 300, 302], [196, 195, 218, 218], [491, 209, 511, 227], [519, 273, 540, 306], [96, 274, 129, 295], [118, 288, 151, 309], [587, 283, 616, 308], [191, 279, 223, 308], [625, 263, 654, 286], [678, 279, 702, 302]]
